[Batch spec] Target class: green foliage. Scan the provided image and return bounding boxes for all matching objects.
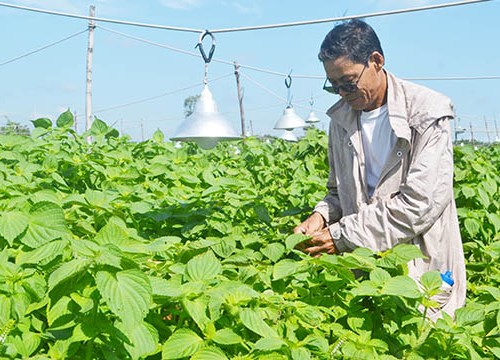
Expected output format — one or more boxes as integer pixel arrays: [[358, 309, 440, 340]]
[[0, 114, 498, 359], [0, 120, 30, 136]]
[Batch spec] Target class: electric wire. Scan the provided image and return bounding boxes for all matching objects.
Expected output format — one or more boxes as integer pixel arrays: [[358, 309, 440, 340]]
[[0, 29, 88, 66], [210, 0, 491, 33], [0, 0, 491, 34], [99, 25, 500, 82], [0, 2, 202, 33], [98, 25, 323, 79], [239, 72, 287, 104], [405, 76, 500, 81], [93, 72, 233, 114], [98, 25, 201, 60]]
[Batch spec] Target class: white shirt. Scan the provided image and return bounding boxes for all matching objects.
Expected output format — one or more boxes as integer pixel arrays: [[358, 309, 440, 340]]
[[359, 104, 397, 197]]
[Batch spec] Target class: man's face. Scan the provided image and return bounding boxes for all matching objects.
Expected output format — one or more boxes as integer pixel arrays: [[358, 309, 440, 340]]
[[323, 54, 385, 111]]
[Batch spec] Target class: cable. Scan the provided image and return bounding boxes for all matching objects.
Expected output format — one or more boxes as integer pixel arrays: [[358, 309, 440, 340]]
[[99, 25, 500, 82], [405, 75, 500, 81], [98, 25, 201, 60], [0, 0, 491, 35], [0, 2, 203, 33], [99, 25, 323, 79], [93, 72, 233, 114], [210, 0, 492, 33], [0, 29, 88, 66], [239, 72, 288, 104]]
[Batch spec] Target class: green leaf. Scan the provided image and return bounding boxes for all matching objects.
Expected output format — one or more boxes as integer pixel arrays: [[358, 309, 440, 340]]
[[487, 213, 500, 233], [183, 298, 210, 332], [285, 233, 309, 250], [455, 303, 485, 327], [369, 268, 391, 286], [94, 222, 129, 246], [31, 118, 52, 129], [18, 239, 68, 265], [386, 244, 424, 265], [254, 337, 286, 351], [22, 202, 68, 249], [11, 332, 41, 357], [254, 204, 271, 225], [0, 211, 29, 246], [461, 185, 475, 199], [191, 346, 228, 360], [89, 117, 109, 136], [381, 276, 421, 299], [95, 269, 152, 327], [48, 258, 90, 291], [239, 308, 278, 338], [350, 281, 380, 297], [291, 347, 312, 360], [420, 271, 443, 292], [115, 321, 159, 360], [272, 259, 305, 280], [161, 329, 204, 359], [47, 296, 72, 327], [152, 129, 164, 143], [185, 251, 222, 282], [212, 328, 242, 345], [56, 109, 74, 128], [464, 218, 481, 238], [261, 243, 285, 262], [150, 277, 183, 298]]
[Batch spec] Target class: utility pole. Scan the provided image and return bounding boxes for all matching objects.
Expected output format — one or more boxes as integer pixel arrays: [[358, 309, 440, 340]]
[[233, 62, 246, 138], [484, 116, 491, 143], [74, 110, 78, 133], [85, 5, 96, 137], [469, 121, 475, 146], [141, 119, 144, 142], [494, 115, 499, 142]]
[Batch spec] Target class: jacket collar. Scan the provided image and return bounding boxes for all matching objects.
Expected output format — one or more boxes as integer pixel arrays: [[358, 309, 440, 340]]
[[326, 70, 455, 140]]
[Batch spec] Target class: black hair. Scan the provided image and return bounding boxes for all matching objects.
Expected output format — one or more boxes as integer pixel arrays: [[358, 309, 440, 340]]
[[318, 19, 384, 65]]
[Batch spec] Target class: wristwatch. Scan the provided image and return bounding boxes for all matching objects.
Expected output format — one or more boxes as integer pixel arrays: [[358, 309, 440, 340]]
[[330, 223, 342, 241]]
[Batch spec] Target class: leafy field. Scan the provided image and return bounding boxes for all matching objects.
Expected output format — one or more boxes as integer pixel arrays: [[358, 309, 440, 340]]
[[0, 111, 499, 359]]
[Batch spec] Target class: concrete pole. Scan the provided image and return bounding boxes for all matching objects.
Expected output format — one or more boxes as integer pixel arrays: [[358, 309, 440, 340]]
[[85, 5, 96, 136], [233, 62, 246, 138]]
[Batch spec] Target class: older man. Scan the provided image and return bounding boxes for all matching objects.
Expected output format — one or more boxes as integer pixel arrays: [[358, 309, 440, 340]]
[[295, 19, 466, 320]]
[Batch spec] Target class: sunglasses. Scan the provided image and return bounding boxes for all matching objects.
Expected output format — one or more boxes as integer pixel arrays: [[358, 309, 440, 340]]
[[323, 64, 367, 95]]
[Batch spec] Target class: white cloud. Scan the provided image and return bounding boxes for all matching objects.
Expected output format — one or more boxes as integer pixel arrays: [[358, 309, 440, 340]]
[[223, 0, 261, 15], [158, 0, 202, 10]]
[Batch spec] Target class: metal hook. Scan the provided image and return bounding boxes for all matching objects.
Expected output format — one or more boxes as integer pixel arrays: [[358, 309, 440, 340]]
[[196, 30, 216, 64], [284, 73, 292, 89], [285, 72, 293, 106]]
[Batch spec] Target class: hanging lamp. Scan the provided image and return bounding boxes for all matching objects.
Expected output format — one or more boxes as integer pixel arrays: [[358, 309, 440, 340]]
[[274, 74, 306, 131], [305, 96, 320, 125], [171, 31, 241, 149], [280, 130, 298, 142]]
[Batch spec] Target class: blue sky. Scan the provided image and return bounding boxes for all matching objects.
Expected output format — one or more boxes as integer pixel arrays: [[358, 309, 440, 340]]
[[0, 0, 499, 142]]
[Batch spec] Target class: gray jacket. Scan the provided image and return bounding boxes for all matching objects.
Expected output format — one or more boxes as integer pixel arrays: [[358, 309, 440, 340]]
[[314, 71, 466, 319]]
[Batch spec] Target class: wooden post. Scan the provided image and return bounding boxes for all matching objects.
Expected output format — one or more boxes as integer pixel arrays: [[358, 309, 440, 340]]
[[233, 62, 246, 138], [85, 5, 96, 137]]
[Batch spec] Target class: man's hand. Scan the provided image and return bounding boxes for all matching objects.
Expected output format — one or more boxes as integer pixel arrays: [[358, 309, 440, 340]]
[[294, 212, 326, 235], [302, 227, 337, 257]]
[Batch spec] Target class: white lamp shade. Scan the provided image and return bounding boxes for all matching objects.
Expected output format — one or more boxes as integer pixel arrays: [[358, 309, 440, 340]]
[[171, 85, 241, 149], [306, 110, 320, 123], [274, 106, 306, 130], [280, 130, 298, 142]]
